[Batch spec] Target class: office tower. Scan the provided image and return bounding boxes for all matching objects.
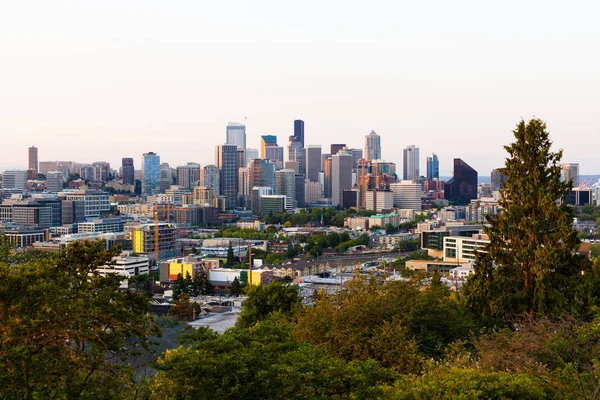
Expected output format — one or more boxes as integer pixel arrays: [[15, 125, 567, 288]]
[[331, 144, 346, 156], [284, 161, 299, 173], [287, 136, 304, 174], [249, 159, 276, 191], [261, 135, 278, 158], [28, 146, 38, 178], [200, 165, 220, 196], [350, 149, 363, 168], [122, 158, 135, 185], [304, 145, 321, 183], [365, 190, 394, 213], [295, 175, 305, 208], [561, 163, 579, 187], [365, 130, 381, 161], [245, 148, 259, 165], [260, 195, 288, 216], [403, 145, 420, 182], [93, 161, 110, 182], [215, 144, 239, 209], [321, 153, 330, 172], [323, 157, 332, 198], [264, 146, 284, 169], [305, 181, 322, 204], [226, 122, 246, 149], [490, 169, 507, 192], [276, 169, 296, 211], [293, 119, 304, 147], [2, 170, 28, 191], [426, 153, 439, 181], [331, 152, 353, 207], [390, 181, 423, 211], [445, 158, 478, 203], [251, 186, 273, 216], [177, 163, 200, 189], [46, 171, 63, 193], [238, 167, 250, 197], [142, 152, 160, 197]]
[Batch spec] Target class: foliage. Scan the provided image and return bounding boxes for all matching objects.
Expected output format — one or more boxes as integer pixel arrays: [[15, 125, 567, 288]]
[[230, 276, 242, 296], [464, 118, 593, 323], [155, 316, 183, 329], [213, 227, 275, 240], [150, 322, 396, 400], [294, 273, 473, 371], [168, 293, 201, 321], [226, 242, 234, 267], [592, 244, 600, 259], [263, 207, 375, 227], [0, 240, 159, 400], [236, 282, 302, 329]]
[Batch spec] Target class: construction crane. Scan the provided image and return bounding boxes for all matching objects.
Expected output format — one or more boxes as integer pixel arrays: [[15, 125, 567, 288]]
[[154, 204, 160, 262]]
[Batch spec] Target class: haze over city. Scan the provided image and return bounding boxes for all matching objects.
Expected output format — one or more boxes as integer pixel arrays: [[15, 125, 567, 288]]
[[1, 0, 599, 173]]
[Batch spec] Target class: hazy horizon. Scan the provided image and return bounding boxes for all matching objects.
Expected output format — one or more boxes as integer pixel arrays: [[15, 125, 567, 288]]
[[1, 1, 599, 174]]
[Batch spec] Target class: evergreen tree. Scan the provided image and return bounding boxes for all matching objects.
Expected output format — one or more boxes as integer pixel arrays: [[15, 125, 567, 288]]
[[231, 277, 242, 296], [184, 271, 193, 295], [226, 242, 234, 267], [172, 273, 186, 300], [464, 118, 592, 322]]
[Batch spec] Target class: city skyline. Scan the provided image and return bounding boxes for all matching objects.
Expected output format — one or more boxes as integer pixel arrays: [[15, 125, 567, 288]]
[[1, 1, 599, 174]]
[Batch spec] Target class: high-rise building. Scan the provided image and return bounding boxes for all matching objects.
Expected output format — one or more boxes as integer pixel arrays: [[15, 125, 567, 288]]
[[365, 130, 381, 161], [426, 153, 439, 181], [295, 175, 305, 208], [305, 145, 322, 183], [323, 157, 332, 198], [293, 119, 305, 147], [28, 146, 38, 177], [236, 148, 247, 170], [276, 169, 296, 211], [261, 135, 278, 158], [160, 163, 173, 193], [245, 148, 259, 165], [445, 158, 478, 203], [249, 159, 275, 191], [141, 152, 160, 197], [200, 165, 220, 196], [305, 181, 322, 204], [390, 181, 422, 211], [264, 146, 284, 169], [226, 122, 246, 149], [46, 171, 63, 193], [331, 152, 353, 207], [287, 136, 304, 174], [331, 144, 346, 156], [215, 144, 238, 209], [177, 163, 201, 189], [561, 163, 579, 187], [321, 153, 330, 172], [403, 145, 420, 182], [122, 158, 135, 185], [2, 170, 27, 191], [490, 169, 507, 192], [350, 149, 363, 168], [251, 186, 273, 216]]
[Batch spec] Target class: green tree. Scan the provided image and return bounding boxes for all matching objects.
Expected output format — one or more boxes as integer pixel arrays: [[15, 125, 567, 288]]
[[172, 273, 186, 300], [168, 293, 200, 321], [464, 118, 592, 322], [226, 242, 234, 267], [230, 276, 242, 296], [0, 240, 159, 399], [236, 282, 302, 328]]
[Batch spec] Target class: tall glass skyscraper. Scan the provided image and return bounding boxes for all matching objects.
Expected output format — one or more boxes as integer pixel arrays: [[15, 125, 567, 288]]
[[215, 144, 239, 209], [364, 130, 381, 161], [403, 145, 420, 182], [142, 152, 160, 197], [445, 158, 478, 203], [426, 153, 439, 181], [305, 145, 322, 183], [226, 122, 246, 149], [293, 120, 304, 148]]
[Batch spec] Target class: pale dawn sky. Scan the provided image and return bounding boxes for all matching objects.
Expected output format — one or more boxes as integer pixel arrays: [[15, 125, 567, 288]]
[[1, 0, 598, 175]]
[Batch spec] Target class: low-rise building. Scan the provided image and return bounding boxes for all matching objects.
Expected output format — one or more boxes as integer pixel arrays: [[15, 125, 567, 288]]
[[97, 253, 150, 288]]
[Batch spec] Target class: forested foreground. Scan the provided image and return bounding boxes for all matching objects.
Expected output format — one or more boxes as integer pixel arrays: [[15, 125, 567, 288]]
[[3, 118, 600, 399]]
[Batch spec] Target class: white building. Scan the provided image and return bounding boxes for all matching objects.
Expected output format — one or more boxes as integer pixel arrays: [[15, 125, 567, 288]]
[[390, 181, 422, 211], [305, 181, 322, 205], [58, 189, 110, 217], [365, 190, 394, 213], [97, 254, 150, 289], [2, 170, 27, 191], [443, 235, 489, 263]]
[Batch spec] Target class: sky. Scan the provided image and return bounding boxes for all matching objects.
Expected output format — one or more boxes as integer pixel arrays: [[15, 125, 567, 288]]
[[1, 0, 599, 175]]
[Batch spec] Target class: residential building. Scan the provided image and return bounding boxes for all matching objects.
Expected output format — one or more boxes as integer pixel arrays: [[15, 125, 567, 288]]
[[226, 122, 246, 149], [249, 159, 275, 190], [142, 152, 160, 197], [275, 169, 296, 211], [215, 144, 238, 209], [131, 222, 177, 260], [177, 163, 201, 189], [331, 152, 352, 207], [28, 146, 38, 178], [426, 153, 439, 181], [365, 130, 381, 161], [561, 163, 579, 187], [200, 165, 220, 195], [122, 158, 135, 185]]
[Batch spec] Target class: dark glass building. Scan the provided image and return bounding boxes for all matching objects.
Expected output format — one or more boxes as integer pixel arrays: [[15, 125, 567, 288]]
[[122, 158, 135, 185], [330, 144, 346, 156], [293, 120, 304, 148], [445, 158, 478, 204]]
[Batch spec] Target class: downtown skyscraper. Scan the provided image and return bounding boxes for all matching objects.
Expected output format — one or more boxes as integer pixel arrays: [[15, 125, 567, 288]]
[[403, 145, 420, 182], [142, 152, 160, 197], [215, 144, 238, 209], [364, 130, 381, 161], [426, 153, 439, 181], [122, 157, 135, 185], [293, 120, 304, 148], [226, 122, 246, 149]]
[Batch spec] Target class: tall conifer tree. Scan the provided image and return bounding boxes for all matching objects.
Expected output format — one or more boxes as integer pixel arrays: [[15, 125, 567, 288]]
[[464, 118, 592, 322]]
